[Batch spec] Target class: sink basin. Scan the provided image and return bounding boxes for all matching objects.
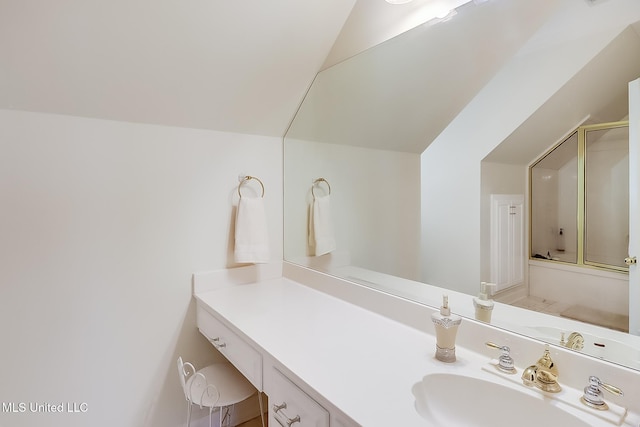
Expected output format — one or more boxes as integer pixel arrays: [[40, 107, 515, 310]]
[[412, 373, 590, 427]]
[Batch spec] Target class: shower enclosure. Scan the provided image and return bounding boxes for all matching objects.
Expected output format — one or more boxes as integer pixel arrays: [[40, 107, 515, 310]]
[[530, 121, 629, 272]]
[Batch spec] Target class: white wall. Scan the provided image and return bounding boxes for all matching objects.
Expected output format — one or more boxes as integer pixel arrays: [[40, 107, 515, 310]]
[[0, 109, 282, 427], [284, 139, 421, 281], [420, 0, 640, 296]]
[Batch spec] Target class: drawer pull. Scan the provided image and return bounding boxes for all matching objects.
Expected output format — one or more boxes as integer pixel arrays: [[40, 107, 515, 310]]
[[280, 414, 300, 427], [209, 337, 226, 348], [273, 402, 287, 413], [273, 402, 301, 426]]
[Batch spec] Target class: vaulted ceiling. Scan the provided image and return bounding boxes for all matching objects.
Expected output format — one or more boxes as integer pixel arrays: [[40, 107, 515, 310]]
[[0, 0, 471, 138], [2, 0, 639, 152], [0, 0, 356, 137]]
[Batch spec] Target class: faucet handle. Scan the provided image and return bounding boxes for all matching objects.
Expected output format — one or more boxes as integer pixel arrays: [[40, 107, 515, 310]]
[[485, 342, 516, 374], [581, 376, 624, 411]]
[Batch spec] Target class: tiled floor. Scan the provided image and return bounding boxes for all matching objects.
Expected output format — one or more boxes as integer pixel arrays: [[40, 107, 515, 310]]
[[509, 296, 629, 332], [509, 296, 570, 316]]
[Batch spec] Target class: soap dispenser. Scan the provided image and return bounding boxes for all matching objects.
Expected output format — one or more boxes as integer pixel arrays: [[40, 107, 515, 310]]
[[473, 282, 496, 323], [431, 295, 462, 363]]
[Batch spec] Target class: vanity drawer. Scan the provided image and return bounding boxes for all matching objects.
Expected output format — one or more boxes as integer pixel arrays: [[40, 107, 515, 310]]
[[196, 304, 262, 390], [269, 367, 329, 427]]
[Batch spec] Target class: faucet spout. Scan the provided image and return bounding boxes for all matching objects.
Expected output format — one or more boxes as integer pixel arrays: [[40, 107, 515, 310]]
[[565, 332, 584, 350], [521, 345, 561, 393]]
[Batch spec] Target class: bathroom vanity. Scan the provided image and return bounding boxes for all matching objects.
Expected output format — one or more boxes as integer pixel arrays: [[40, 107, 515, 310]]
[[193, 263, 640, 426]]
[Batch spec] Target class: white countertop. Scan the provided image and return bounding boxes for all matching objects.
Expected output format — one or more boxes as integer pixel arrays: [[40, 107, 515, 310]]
[[195, 277, 451, 425], [194, 270, 640, 427]]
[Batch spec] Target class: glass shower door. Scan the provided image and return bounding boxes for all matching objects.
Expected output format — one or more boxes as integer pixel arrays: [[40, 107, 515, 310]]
[[584, 124, 629, 270], [530, 131, 578, 263]]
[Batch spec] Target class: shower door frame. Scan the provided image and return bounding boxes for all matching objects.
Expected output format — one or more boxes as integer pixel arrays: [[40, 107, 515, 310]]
[[529, 120, 630, 274]]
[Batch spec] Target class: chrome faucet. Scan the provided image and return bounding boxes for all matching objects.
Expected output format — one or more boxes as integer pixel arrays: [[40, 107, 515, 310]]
[[521, 345, 561, 393]]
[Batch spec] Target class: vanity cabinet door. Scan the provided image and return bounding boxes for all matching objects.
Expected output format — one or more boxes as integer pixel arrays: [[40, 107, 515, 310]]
[[268, 367, 329, 427], [196, 304, 263, 390]]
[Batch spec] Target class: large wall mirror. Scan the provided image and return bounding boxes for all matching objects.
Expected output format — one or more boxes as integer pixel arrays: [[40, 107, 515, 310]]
[[284, 0, 640, 370]]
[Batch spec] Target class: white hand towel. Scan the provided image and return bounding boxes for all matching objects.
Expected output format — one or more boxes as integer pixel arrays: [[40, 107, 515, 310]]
[[309, 194, 336, 256], [234, 196, 269, 264]]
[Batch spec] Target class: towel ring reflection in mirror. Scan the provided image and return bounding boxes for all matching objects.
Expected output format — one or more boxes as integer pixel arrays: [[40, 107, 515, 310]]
[[311, 178, 331, 199], [237, 175, 265, 198]]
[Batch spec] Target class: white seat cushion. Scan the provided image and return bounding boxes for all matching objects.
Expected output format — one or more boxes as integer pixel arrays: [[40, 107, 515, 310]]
[[185, 361, 256, 408]]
